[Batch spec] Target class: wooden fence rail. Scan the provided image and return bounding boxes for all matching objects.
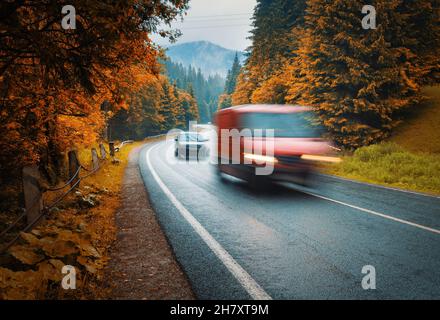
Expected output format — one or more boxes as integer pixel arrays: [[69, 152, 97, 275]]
[[1, 139, 143, 253], [0, 141, 121, 253]]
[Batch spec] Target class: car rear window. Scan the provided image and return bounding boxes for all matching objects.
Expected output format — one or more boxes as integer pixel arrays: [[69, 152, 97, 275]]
[[180, 133, 205, 142]]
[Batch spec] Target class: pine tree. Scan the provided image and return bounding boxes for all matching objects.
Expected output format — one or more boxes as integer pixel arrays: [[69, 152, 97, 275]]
[[164, 61, 224, 123], [286, 0, 426, 148], [232, 0, 307, 104], [187, 83, 195, 98], [220, 53, 242, 109], [232, 71, 258, 105], [200, 102, 211, 123], [173, 80, 179, 99], [176, 89, 199, 130], [218, 94, 233, 109], [225, 53, 242, 94], [160, 80, 180, 129], [399, 0, 440, 85]]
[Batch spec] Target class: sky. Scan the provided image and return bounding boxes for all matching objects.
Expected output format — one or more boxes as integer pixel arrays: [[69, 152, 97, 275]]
[[152, 0, 257, 51]]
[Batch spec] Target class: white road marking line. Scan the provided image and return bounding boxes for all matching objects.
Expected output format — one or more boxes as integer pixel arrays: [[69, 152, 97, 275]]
[[146, 144, 272, 300], [299, 189, 440, 235], [318, 173, 440, 199]]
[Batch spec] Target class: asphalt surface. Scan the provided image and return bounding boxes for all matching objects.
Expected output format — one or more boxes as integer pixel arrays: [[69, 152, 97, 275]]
[[139, 140, 440, 300]]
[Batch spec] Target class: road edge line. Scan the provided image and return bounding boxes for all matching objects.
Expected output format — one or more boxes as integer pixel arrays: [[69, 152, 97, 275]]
[[317, 173, 440, 199], [145, 143, 272, 300], [299, 189, 440, 235]]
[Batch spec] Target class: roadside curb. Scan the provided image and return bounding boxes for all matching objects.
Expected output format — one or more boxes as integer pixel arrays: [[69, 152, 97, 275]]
[[104, 144, 195, 300]]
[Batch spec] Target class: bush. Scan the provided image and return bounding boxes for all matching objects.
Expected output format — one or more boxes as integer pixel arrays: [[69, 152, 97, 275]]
[[327, 143, 440, 195]]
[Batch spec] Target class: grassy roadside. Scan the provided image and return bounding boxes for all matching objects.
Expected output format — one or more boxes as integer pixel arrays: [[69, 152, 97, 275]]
[[0, 139, 151, 299], [324, 143, 440, 195], [323, 86, 440, 196]]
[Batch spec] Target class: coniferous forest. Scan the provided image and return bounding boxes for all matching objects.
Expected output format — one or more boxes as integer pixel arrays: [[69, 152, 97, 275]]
[[1, 0, 440, 302], [232, 0, 439, 148], [164, 59, 224, 123]]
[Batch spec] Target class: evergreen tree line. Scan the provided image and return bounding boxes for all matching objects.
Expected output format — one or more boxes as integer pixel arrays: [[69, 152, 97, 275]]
[[109, 75, 199, 140], [218, 53, 242, 110], [232, 0, 439, 148], [164, 60, 225, 123]]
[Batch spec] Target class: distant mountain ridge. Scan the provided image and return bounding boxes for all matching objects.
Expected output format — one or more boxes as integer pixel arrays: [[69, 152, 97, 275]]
[[165, 41, 245, 78]]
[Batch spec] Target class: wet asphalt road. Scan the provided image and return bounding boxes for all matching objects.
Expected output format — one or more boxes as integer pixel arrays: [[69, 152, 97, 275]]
[[138, 140, 440, 300]]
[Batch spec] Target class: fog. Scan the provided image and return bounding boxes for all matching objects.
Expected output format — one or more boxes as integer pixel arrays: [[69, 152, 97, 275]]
[[152, 0, 257, 51]]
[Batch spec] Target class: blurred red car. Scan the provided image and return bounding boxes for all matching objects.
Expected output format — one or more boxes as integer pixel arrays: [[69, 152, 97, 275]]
[[213, 104, 340, 187]]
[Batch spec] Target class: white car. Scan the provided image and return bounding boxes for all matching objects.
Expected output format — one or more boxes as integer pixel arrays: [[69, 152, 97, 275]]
[[174, 132, 209, 160]]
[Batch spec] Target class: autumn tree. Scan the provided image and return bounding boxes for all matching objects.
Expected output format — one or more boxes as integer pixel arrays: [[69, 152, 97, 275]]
[[218, 94, 233, 110], [164, 60, 223, 123], [159, 79, 180, 129], [109, 75, 165, 140], [251, 71, 290, 104], [0, 1, 189, 192], [398, 0, 440, 85], [286, 0, 434, 148], [177, 90, 200, 130], [232, 0, 307, 105], [232, 71, 257, 105]]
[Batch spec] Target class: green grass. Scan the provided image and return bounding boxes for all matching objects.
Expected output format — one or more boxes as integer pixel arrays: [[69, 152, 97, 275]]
[[326, 143, 440, 195], [325, 86, 440, 195]]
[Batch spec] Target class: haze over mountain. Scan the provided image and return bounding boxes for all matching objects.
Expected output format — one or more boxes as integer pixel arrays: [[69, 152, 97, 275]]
[[165, 41, 245, 78]]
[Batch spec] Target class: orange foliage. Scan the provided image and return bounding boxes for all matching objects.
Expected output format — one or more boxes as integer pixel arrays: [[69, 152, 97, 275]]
[[231, 71, 257, 105], [233, 0, 439, 148], [0, 0, 189, 185]]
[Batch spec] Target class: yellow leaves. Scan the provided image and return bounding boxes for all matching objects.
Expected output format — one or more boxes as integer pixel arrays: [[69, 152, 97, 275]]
[[400, 68, 419, 91], [78, 257, 97, 274], [0, 165, 125, 297], [77, 256, 97, 274], [20, 232, 40, 246], [251, 73, 289, 104], [20, 230, 78, 258], [231, 71, 256, 105], [79, 243, 101, 259], [77, 254, 109, 276], [5, 122, 20, 130], [39, 238, 78, 258], [3, 227, 103, 298], [57, 229, 79, 242], [20, 226, 102, 259], [0, 140, 134, 299], [0, 260, 66, 299], [37, 260, 65, 282], [0, 267, 44, 300], [9, 245, 44, 265]]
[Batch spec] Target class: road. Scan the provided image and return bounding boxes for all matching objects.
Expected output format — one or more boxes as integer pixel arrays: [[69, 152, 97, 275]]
[[138, 140, 440, 299]]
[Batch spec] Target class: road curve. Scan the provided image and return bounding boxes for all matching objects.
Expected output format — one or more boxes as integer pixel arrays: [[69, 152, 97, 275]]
[[138, 140, 440, 300]]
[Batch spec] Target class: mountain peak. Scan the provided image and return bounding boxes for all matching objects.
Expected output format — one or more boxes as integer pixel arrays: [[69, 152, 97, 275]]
[[168, 40, 235, 51], [166, 41, 245, 78]]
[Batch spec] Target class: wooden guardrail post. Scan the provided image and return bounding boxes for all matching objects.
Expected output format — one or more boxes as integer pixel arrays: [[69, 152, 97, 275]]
[[109, 142, 115, 157], [68, 150, 80, 189], [99, 143, 107, 160], [22, 166, 44, 226], [91, 148, 99, 170]]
